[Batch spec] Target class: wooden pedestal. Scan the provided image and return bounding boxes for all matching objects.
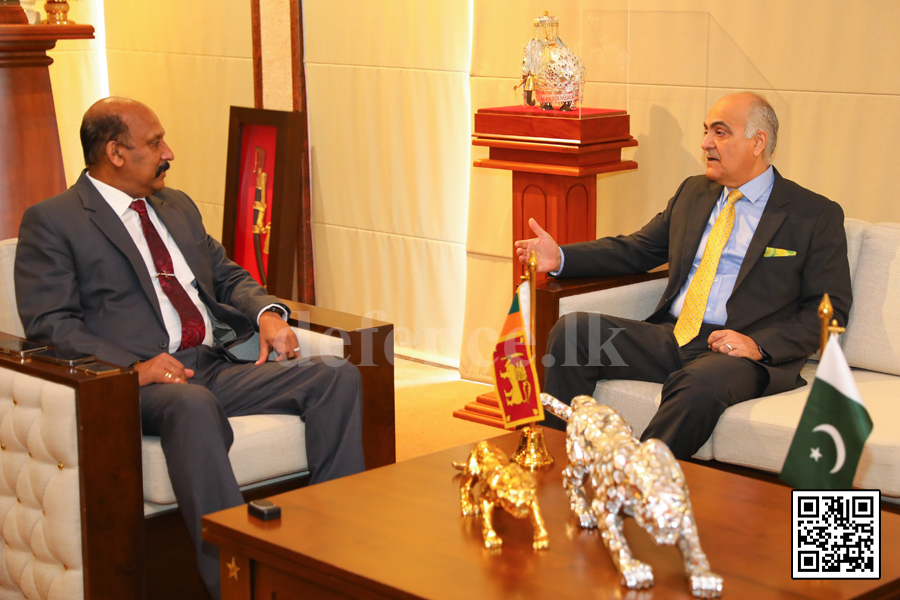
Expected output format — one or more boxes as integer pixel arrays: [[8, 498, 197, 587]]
[[511, 171, 597, 288], [0, 17, 93, 239], [456, 106, 639, 428], [472, 105, 638, 289]]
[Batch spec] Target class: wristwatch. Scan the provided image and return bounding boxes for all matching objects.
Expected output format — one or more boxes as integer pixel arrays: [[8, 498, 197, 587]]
[[262, 306, 286, 318], [757, 344, 772, 364]]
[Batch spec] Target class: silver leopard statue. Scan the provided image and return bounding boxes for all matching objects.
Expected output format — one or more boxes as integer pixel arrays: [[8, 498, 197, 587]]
[[541, 393, 723, 598]]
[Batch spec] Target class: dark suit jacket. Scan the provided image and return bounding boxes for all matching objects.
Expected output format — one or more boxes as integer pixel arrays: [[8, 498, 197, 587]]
[[558, 169, 853, 395], [14, 171, 284, 367]]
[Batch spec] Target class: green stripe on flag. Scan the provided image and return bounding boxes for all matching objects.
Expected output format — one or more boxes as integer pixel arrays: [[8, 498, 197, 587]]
[[780, 378, 873, 490], [508, 292, 520, 315]]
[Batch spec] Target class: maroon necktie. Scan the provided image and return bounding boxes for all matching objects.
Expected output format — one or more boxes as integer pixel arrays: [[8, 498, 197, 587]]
[[130, 199, 206, 351]]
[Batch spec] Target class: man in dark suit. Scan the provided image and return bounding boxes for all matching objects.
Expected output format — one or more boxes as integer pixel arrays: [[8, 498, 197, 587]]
[[515, 92, 852, 459], [14, 97, 365, 599]]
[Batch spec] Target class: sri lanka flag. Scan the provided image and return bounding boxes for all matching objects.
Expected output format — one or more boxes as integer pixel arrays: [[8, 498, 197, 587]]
[[491, 282, 544, 429]]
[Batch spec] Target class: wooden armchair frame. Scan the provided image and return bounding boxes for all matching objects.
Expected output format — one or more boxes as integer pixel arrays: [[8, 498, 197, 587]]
[[0, 302, 394, 600]]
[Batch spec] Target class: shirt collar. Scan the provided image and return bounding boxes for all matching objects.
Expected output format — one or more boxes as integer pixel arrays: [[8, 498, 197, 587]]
[[86, 172, 143, 217], [724, 165, 775, 204]]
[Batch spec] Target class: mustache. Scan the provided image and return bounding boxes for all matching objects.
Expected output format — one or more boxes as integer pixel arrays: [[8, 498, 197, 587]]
[[155, 162, 170, 177]]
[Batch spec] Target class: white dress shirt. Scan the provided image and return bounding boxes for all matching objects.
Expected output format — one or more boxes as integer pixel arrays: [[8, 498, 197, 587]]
[[87, 174, 215, 352]]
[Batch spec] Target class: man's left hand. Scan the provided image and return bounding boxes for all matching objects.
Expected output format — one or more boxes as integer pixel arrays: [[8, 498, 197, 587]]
[[257, 310, 301, 365], [707, 330, 762, 361]]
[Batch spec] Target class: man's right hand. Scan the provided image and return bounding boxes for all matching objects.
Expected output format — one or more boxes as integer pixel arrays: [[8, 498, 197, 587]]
[[134, 354, 194, 387], [514, 218, 561, 273]]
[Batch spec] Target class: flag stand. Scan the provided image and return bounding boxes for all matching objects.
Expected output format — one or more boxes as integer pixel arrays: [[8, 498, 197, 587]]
[[511, 423, 554, 470], [511, 251, 554, 471]]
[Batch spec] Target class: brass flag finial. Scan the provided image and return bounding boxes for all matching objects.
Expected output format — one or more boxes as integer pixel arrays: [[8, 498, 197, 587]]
[[818, 293, 845, 354]]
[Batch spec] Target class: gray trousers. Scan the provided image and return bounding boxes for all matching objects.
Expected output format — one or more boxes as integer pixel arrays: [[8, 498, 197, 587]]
[[542, 312, 768, 460], [140, 346, 365, 599]]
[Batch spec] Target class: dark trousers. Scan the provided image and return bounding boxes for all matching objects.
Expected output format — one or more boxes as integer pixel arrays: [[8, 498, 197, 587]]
[[542, 312, 768, 459], [140, 346, 365, 599]]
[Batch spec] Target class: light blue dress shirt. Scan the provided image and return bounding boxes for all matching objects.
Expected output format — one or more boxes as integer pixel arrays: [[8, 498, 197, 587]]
[[554, 166, 775, 326], [669, 166, 775, 324]]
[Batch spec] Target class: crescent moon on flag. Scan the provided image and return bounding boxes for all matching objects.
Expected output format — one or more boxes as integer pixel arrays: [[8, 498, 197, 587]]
[[812, 424, 846, 474]]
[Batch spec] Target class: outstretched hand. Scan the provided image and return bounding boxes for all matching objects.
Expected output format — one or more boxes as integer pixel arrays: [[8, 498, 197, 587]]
[[514, 218, 561, 273]]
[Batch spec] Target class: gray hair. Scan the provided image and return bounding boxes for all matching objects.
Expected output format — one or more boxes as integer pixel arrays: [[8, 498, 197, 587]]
[[742, 93, 779, 163]]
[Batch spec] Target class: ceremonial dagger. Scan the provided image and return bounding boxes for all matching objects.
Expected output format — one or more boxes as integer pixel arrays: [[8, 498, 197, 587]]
[[252, 147, 271, 287]]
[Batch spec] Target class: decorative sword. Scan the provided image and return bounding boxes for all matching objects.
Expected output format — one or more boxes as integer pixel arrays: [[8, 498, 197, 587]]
[[252, 147, 271, 287]]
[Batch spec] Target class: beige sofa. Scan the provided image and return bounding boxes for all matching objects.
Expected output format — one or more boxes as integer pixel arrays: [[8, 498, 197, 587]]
[[536, 218, 900, 498]]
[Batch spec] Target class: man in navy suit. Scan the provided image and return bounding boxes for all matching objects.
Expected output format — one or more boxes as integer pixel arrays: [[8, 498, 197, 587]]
[[515, 92, 852, 458], [15, 98, 365, 599]]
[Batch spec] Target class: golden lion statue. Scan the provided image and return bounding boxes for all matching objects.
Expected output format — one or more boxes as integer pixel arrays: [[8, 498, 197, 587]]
[[541, 394, 722, 598], [452, 440, 549, 550]]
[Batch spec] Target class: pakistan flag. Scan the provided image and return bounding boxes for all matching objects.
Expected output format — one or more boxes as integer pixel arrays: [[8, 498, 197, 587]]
[[780, 336, 873, 490]]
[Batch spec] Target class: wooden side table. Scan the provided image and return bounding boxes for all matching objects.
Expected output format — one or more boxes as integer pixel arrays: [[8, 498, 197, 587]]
[[202, 429, 900, 600]]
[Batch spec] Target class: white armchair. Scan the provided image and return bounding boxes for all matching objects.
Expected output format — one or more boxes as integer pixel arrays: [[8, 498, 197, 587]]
[[0, 238, 395, 599], [533, 219, 900, 500]]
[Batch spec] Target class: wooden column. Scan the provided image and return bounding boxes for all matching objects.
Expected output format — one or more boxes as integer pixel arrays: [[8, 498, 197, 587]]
[[455, 105, 638, 428], [0, 13, 93, 239]]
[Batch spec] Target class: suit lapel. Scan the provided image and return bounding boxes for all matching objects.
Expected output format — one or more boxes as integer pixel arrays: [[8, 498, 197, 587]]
[[77, 174, 164, 320], [674, 180, 722, 287], [732, 171, 789, 294]]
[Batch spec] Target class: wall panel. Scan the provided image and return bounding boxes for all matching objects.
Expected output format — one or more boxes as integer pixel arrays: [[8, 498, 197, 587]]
[[302, 1, 473, 366], [313, 223, 466, 366], [47, 0, 107, 186], [305, 64, 470, 242], [104, 47, 253, 241]]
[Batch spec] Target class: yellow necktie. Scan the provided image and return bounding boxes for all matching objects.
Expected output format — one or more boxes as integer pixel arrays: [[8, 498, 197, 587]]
[[673, 189, 744, 346]]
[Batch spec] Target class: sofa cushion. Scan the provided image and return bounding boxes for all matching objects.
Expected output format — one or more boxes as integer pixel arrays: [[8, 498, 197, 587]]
[[593, 379, 713, 460], [843, 218, 869, 283], [142, 414, 307, 505], [841, 223, 900, 376], [712, 363, 900, 497]]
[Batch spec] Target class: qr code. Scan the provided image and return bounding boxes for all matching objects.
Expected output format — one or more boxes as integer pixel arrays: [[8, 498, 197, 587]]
[[792, 490, 880, 579]]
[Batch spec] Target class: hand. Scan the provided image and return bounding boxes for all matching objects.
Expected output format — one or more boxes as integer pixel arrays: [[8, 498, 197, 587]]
[[707, 330, 762, 361], [134, 353, 194, 386], [514, 218, 561, 273], [257, 309, 301, 365]]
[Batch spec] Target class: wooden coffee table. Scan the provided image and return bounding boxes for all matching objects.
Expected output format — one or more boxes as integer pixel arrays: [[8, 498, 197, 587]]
[[202, 429, 900, 599]]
